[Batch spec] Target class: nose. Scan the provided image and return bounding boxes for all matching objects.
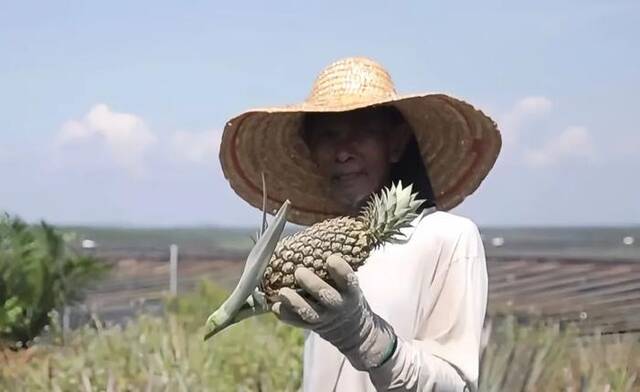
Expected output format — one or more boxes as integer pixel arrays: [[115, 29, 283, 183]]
[[334, 138, 355, 163]]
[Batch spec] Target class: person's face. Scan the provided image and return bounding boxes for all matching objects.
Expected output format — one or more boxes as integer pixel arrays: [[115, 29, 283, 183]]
[[305, 109, 410, 213]]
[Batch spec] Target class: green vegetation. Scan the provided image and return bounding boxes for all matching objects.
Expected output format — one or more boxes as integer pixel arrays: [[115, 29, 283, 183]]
[[0, 280, 304, 392], [0, 280, 638, 391], [0, 214, 109, 347], [480, 317, 639, 391]]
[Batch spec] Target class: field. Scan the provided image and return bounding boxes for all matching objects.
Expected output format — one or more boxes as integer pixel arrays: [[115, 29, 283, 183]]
[[1, 225, 639, 390], [54, 225, 640, 329], [1, 280, 638, 391]]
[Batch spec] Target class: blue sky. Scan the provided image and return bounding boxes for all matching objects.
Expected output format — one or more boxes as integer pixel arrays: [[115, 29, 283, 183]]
[[1, 1, 638, 227]]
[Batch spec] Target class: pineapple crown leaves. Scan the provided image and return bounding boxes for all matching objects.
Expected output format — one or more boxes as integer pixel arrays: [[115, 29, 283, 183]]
[[358, 181, 426, 245]]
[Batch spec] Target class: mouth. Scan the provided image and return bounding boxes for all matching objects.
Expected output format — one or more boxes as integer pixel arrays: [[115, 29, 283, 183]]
[[332, 171, 364, 182]]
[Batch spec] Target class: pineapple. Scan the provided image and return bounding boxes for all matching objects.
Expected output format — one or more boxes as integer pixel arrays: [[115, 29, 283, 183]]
[[260, 182, 425, 301], [205, 181, 425, 340]]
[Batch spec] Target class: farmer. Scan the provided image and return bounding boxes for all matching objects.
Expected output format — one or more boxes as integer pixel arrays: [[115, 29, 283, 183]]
[[219, 57, 501, 391]]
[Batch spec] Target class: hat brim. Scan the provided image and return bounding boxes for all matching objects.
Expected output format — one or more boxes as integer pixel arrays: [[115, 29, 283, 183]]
[[219, 93, 501, 226]]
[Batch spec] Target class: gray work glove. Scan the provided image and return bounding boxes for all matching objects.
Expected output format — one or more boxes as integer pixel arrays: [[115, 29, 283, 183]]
[[271, 254, 397, 371]]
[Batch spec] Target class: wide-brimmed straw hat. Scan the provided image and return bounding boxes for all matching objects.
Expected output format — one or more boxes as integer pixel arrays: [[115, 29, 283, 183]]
[[219, 57, 501, 226]]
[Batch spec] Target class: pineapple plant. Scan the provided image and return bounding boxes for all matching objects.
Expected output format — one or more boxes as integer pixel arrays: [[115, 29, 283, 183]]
[[204, 181, 425, 340]]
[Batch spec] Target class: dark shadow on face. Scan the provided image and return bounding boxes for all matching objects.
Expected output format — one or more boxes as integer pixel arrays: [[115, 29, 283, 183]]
[[301, 106, 436, 215]]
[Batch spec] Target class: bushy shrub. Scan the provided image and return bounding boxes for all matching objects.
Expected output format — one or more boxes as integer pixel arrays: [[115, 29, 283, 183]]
[[0, 213, 108, 347]]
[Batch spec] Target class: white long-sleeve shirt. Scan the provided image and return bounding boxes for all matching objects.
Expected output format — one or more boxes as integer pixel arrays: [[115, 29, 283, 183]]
[[302, 210, 488, 392]]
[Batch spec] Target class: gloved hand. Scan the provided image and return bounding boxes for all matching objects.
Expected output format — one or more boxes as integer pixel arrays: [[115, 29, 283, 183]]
[[271, 254, 397, 371]]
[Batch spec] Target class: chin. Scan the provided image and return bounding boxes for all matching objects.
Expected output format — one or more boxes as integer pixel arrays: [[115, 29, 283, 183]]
[[331, 178, 378, 212], [338, 191, 373, 214]]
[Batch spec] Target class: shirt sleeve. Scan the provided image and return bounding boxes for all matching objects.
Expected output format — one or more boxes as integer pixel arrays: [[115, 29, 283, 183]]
[[368, 219, 489, 391]]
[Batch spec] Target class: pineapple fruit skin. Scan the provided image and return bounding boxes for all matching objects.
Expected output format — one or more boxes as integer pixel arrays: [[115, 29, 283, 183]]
[[260, 216, 374, 302]]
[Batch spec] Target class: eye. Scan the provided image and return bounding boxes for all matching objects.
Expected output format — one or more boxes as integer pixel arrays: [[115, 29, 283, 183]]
[[314, 128, 342, 144], [354, 127, 385, 141], [306, 129, 335, 151]]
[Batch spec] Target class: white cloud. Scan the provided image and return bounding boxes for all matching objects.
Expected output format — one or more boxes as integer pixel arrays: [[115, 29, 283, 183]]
[[57, 120, 93, 144], [500, 96, 552, 145], [169, 129, 221, 164], [55, 104, 157, 176], [524, 126, 595, 167]]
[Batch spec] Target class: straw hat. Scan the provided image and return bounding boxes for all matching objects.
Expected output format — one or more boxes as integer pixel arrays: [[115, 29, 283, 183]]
[[219, 57, 501, 226]]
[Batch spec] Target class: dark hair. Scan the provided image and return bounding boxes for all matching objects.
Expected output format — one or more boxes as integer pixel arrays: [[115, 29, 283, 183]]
[[389, 134, 437, 211], [300, 106, 437, 212]]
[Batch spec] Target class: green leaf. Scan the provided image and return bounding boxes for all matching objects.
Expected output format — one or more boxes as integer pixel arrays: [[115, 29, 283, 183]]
[[0, 212, 109, 345]]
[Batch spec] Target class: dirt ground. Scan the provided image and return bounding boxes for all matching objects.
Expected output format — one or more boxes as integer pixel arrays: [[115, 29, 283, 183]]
[[74, 257, 244, 327]]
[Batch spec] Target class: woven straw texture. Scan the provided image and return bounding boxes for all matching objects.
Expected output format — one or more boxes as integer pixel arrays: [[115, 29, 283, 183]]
[[219, 57, 502, 226]]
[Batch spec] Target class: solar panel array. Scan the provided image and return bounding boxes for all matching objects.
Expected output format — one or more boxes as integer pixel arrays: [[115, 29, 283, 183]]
[[487, 256, 640, 334]]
